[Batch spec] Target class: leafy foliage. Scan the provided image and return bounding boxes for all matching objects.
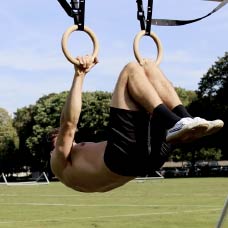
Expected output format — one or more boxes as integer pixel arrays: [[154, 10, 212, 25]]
[[187, 52, 228, 159], [175, 87, 197, 107], [171, 146, 222, 163], [77, 91, 111, 142], [197, 52, 228, 100], [0, 108, 19, 173], [13, 92, 67, 172]]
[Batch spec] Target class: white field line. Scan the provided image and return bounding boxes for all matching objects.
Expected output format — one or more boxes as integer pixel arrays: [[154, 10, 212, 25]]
[[0, 208, 221, 225], [0, 193, 227, 199], [0, 194, 83, 197], [0, 202, 222, 208]]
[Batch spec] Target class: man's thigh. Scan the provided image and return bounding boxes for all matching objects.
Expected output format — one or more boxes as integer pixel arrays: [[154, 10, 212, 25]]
[[110, 62, 142, 111]]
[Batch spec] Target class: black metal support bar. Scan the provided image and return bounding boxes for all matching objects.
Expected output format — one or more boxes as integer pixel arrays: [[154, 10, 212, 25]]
[[57, 0, 72, 17]]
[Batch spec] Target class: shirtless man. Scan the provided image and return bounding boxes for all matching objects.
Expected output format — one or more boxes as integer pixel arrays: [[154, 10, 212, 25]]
[[50, 55, 224, 193]]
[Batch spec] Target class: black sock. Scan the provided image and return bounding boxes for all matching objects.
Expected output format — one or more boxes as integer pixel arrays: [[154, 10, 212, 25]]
[[153, 104, 181, 129], [172, 104, 192, 118]]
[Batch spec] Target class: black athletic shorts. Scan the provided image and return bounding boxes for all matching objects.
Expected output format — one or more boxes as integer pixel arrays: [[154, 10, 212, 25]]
[[104, 107, 172, 177]]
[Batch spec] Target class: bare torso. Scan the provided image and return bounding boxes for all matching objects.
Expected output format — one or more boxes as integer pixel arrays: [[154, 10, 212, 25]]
[[53, 141, 134, 192]]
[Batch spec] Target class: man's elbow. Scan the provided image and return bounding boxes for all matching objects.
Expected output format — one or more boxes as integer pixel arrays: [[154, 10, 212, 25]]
[[60, 121, 77, 134], [50, 153, 67, 177], [50, 159, 59, 179], [60, 112, 80, 128]]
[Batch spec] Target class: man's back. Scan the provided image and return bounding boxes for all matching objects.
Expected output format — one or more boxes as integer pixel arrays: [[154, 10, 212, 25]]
[[51, 141, 134, 192]]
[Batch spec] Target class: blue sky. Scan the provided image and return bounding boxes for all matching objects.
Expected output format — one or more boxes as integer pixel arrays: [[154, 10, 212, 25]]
[[0, 0, 227, 115]]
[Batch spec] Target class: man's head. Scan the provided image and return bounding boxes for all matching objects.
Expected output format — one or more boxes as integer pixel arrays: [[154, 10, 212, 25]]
[[46, 128, 59, 152]]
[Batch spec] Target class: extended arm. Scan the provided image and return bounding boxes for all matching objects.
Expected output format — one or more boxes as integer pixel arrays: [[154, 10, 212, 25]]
[[51, 55, 98, 178]]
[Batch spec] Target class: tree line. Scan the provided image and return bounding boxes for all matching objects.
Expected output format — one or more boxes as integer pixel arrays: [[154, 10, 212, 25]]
[[0, 52, 227, 175]]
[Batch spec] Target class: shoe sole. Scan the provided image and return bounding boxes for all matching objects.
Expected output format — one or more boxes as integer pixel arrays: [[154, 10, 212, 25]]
[[166, 123, 209, 144]]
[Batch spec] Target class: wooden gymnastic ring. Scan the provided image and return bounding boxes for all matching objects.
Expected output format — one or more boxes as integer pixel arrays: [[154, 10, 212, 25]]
[[61, 25, 99, 65], [133, 30, 163, 66]]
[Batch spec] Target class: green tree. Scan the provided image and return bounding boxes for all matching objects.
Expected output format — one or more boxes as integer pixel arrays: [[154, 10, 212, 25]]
[[188, 52, 228, 158], [23, 92, 67, 171], [0, 108, 19, 173], [171, 146, 222, 164], [175, 87, 197, 107], [13, 106, 34, 170], [77, 91, 111, 142], [197, 52, 228, 99]]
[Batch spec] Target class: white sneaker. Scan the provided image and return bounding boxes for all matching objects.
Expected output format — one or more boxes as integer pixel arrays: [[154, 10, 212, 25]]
[[166, 117, 209, 144], [194, 117, 224, 136]]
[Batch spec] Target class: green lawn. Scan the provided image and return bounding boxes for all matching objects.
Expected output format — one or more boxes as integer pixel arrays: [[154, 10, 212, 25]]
[[0, 178, 227, 228]]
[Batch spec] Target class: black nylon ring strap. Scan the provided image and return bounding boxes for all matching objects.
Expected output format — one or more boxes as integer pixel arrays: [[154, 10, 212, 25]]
[[57, 0, 85, 30], [145, 0, 153, 35], [136, 0, 146, 30], [73, 0, 85, 30], [151, 0, 228, 26], [136, 0, 154, 35]]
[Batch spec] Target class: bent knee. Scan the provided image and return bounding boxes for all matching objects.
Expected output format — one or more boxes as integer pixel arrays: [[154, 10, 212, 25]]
[[123, 61, 143, 74], [124, 60, 159, 73], [142, 59, 161, 77], [143, 59, 158, 69]]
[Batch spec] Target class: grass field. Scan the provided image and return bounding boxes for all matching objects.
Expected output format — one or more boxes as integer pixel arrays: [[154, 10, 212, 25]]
[[0, 178, 227, 228]]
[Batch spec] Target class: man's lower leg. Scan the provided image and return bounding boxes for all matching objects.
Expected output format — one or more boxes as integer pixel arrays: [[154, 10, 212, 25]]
[[172, 104, 192, 118]]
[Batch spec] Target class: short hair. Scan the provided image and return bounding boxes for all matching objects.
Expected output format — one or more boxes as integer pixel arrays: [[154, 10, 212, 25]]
[[46, 128, 60, 143]]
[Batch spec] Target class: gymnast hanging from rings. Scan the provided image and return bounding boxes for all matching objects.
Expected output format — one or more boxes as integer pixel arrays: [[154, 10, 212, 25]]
[[49, 0, 224, 193]]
